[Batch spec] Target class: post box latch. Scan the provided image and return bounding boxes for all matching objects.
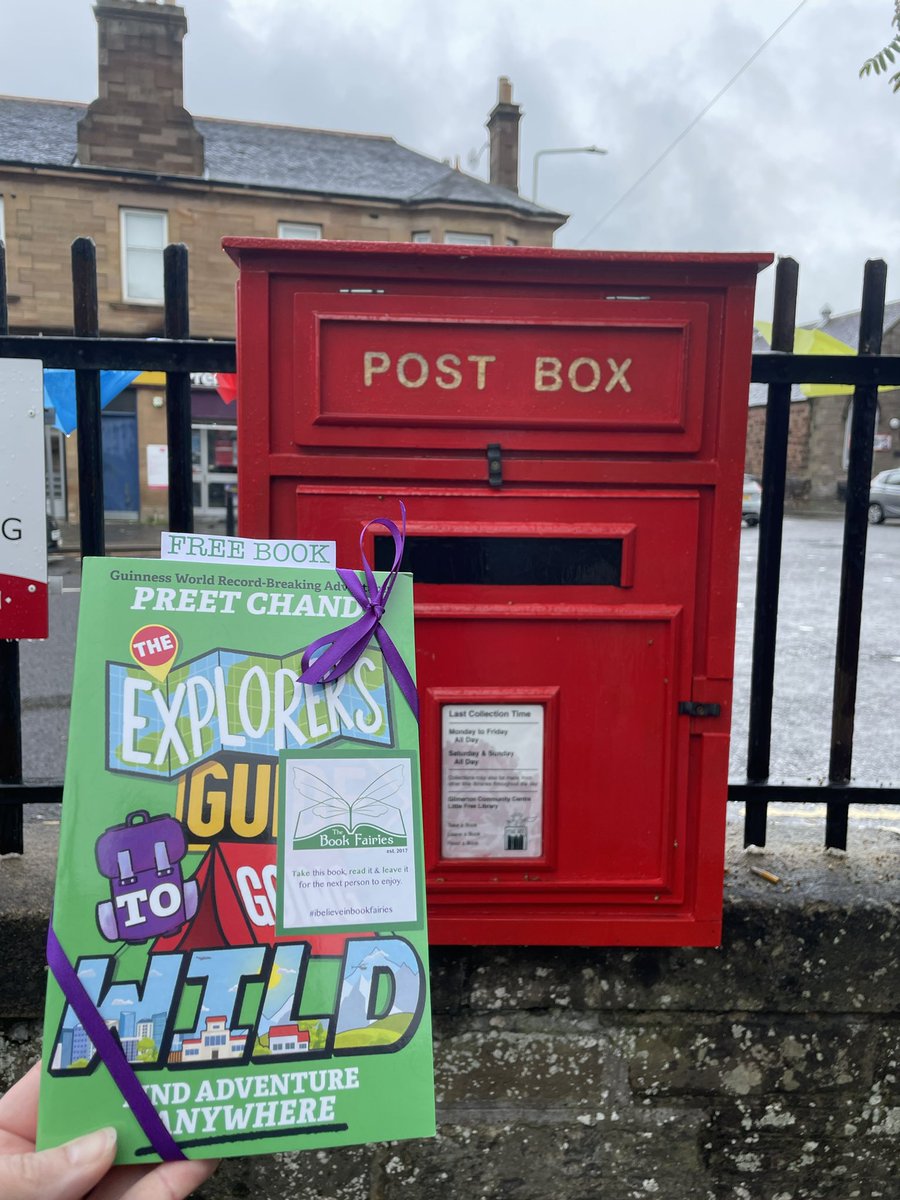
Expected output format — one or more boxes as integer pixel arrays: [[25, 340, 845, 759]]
[[678, 701, 722, 718], [487, 443, 503, 488]]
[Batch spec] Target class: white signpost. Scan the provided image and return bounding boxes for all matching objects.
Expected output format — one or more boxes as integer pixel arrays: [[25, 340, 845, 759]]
[[0, 360, 49, 639]]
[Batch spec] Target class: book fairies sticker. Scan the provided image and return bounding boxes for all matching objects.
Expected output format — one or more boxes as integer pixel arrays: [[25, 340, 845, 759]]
[[278, 750, 421, 934]]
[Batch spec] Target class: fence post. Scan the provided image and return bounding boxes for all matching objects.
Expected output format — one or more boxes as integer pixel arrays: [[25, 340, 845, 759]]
[[744, 257, 798, 848], [0, 240, 24, 855], [826, 260, 887, 849], [165, 245, 193, 534], [72, 238, 105, 558]]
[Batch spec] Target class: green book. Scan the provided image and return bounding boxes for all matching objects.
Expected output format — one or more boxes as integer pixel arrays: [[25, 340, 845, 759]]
[[38, 556, 434, 1163]]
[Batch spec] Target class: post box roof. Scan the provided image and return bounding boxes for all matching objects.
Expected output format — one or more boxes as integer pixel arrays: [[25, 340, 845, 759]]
[[223, 236, 773, 276]]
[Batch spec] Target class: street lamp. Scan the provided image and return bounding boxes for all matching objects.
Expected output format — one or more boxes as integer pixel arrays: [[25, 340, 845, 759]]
[[532, 145, 607, 202]]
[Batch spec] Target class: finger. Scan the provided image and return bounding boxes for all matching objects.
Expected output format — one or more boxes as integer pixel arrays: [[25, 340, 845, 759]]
[[0, 1063, 42, 1144], [0, 1130, 36, 1156], [0, 1125, 117, 1200], [89, 1156, 219, 1200]]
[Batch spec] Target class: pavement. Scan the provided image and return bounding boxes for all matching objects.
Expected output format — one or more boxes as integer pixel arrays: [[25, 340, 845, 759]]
[[54, 515, 230, 559]]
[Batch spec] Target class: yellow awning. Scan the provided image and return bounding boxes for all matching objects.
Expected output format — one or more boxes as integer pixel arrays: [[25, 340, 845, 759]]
[[754, 322, 855, 396]]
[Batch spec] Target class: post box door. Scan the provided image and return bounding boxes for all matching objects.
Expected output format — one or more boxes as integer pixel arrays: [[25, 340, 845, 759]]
[[294, 485, 724, 946]]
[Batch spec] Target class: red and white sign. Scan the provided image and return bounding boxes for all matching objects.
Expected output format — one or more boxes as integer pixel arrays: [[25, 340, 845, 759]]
[[0, 359, 48, 639]]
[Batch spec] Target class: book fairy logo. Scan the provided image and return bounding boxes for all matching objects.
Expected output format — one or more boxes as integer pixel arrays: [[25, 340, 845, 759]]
[[291, 763, 408, 851]]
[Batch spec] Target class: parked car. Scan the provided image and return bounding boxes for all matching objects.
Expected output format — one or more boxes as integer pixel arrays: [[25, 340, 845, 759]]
[[868, 468, 900, 524], [742, 475, 762, 526]]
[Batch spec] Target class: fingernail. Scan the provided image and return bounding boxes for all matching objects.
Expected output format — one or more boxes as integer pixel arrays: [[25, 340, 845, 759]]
[[64, 1126, 117, 1164]]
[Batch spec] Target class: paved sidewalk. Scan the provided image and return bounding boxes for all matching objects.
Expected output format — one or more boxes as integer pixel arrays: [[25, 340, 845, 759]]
[[55, 516, 229, 557]]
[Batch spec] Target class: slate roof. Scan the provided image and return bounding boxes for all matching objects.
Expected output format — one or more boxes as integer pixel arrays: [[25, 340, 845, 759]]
[[812, 298, 900, 351], [0, 95, 560, 219]]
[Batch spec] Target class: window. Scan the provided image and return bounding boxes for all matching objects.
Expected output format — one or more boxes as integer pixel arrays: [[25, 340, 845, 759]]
[[444, 231, 492, 245], [411, 231, 432, 243], [120, 208, 167, 303], [278, 222, 322, 240]]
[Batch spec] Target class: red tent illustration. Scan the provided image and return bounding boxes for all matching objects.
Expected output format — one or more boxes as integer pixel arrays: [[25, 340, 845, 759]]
[[153, 842, 368, 957]]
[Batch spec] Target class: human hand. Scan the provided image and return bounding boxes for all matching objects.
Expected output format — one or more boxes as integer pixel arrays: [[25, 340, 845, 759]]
[[0, 1062, 218, 1200]]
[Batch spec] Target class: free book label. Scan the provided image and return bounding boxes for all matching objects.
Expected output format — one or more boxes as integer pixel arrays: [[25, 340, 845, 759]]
[[160, 531, 336, 569], [441, 704, 544, 859]]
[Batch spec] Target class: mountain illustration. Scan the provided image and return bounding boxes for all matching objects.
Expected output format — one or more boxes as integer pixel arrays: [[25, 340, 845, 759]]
[[336, 946, 420, 1034], [292, 764, 408, 845]]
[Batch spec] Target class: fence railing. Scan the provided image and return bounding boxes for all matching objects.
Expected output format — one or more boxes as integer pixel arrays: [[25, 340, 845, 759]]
[[1, 242, 900, 856]]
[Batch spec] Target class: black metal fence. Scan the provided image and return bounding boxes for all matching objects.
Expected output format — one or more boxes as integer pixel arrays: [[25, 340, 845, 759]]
[[1, 242, 899, 857]]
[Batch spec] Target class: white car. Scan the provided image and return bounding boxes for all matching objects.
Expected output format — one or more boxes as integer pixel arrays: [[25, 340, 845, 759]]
[[742, 476, 762, 526]]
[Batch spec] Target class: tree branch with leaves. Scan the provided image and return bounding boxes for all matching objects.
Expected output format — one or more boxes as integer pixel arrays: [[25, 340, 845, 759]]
[[860, 1, 900, 91]]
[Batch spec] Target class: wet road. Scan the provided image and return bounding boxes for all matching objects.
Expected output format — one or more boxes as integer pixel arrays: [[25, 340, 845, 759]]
[[731, 515, 900, 786], [15, 516, 900, 791]]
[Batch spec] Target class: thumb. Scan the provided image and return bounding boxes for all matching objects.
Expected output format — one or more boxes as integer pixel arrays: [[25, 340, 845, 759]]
[[0, 1126, 117, 1200]]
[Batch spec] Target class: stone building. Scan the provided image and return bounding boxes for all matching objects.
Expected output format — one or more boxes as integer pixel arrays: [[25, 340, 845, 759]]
[[0, 0, 564, 522], [746, 301, 900, 507]]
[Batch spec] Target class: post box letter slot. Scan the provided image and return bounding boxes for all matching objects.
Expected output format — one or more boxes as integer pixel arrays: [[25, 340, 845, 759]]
[[374, 535, 623, 587]]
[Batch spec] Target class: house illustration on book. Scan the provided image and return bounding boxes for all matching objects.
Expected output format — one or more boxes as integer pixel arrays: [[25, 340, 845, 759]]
[[268, 1024, 311, 1055], [181, 1016, 247, 1061]]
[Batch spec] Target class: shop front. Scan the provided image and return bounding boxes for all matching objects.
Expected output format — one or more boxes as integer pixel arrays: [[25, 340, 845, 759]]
[[124, 371, 238, 522], [190, 377, 237, 519]]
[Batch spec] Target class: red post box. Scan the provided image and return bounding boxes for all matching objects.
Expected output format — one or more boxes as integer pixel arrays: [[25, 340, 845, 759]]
[[224, 240, 771, 947]]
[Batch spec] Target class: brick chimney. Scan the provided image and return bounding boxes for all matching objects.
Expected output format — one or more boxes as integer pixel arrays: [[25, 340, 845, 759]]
[[77, 0, 204, 176], [486, 76, 521, 194]]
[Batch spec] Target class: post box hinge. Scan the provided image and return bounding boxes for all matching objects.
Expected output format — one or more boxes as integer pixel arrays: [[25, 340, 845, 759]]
[[678, 701, 721, 718], [487, 443, 502, 488]]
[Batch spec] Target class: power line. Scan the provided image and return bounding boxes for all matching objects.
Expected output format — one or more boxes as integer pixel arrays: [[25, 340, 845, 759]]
[[576, 0, 809, 245]]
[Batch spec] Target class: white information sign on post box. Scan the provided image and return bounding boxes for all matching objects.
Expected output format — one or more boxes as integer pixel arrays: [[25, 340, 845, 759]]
[[0, 359, 49, 639], [441, 704, 544, 858]]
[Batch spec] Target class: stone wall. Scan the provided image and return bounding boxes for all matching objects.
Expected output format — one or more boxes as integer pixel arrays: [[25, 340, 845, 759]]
[[1, 167, 554, 523], [744, 401, 811, 499], [745, 386, 900, 509], [806, 394, 851, 502], [0, 171, 553, 339], [1, 820, 896, 1199]]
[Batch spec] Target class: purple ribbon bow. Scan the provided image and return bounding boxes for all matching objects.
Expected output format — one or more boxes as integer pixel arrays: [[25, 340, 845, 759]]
[[46, 923, 185, 1161], [299, 505, 419, 722]]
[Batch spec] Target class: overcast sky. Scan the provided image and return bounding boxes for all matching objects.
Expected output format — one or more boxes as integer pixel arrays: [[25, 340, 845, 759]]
[[2, 0, 898, 326]]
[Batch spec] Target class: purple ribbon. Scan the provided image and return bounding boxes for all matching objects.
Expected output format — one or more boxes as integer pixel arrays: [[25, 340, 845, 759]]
[[46, 923, 185, 1162], [299, 505, 419, 722]]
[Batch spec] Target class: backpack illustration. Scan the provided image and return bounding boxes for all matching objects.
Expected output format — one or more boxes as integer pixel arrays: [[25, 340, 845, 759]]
[[95, 810, 198, 943]]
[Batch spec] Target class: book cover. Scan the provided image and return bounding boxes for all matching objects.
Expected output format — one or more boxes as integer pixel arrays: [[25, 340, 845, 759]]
[[37, 554, 434, 1163]]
